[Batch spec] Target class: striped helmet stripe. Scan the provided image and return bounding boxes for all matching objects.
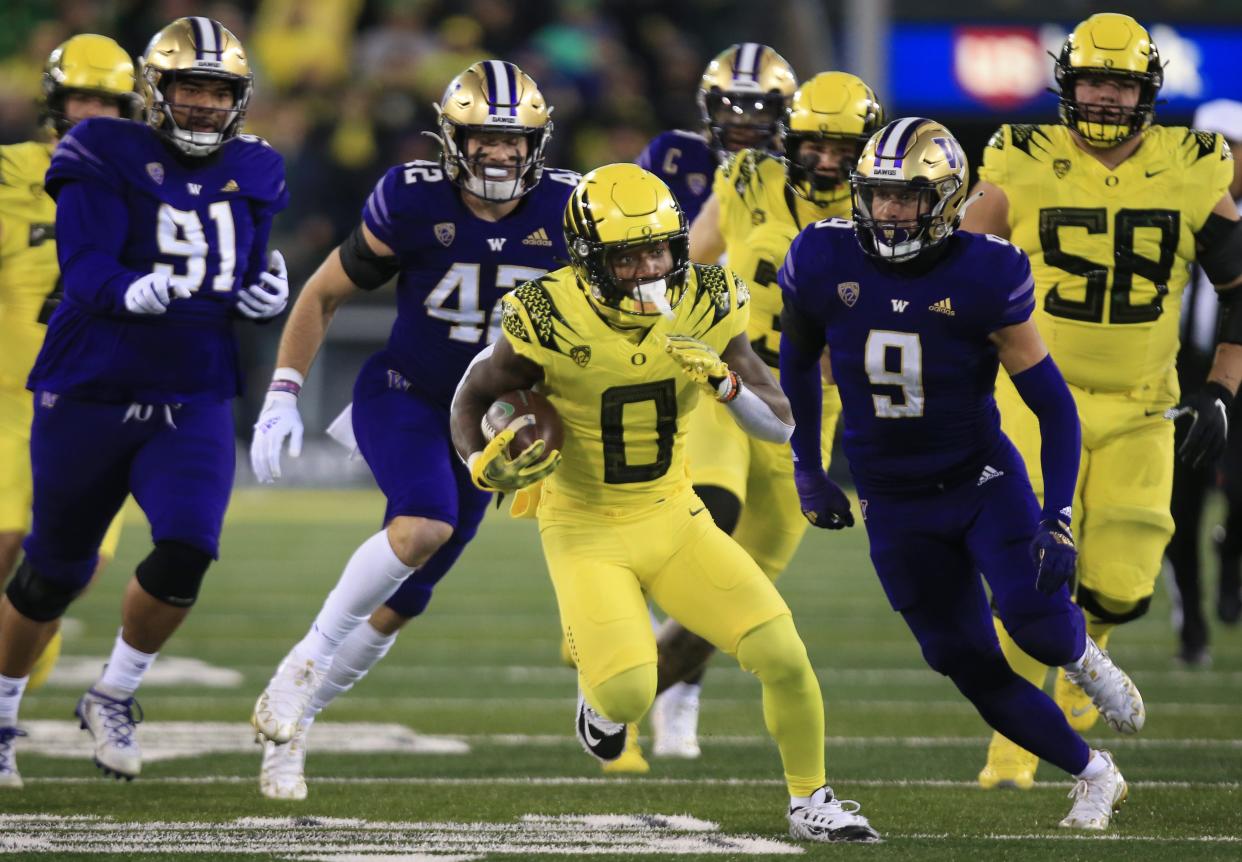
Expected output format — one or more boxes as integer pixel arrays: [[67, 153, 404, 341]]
[[732, 43, 762, 84], [877, 117, 925, 168], [190, 17, 220, 60], [483, 60, 516, 116]]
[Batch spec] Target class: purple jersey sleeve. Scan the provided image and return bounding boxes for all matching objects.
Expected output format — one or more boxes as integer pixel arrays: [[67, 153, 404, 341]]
[[54, 180, 143, 314], [361, 164, 405, 251], [45, 122, 124, 198], [987, 237, 1036, 331]]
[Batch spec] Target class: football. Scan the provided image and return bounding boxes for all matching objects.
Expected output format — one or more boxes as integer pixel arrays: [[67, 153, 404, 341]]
[[482, 389, 564, 459]]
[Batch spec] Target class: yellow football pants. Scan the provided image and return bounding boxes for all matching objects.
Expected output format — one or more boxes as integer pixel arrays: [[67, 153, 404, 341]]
[[539, 485, 826, 795]]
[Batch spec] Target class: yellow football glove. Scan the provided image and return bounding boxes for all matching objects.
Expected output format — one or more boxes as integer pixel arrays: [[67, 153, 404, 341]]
[[469, 426, 561, 493], [665, 335, 729, 387], [664, 334, 738, 400]]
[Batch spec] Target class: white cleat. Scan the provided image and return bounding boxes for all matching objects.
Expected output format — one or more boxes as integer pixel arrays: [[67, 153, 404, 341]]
[[788, 786, 882, 843], [259, 721, 309, 801], [1064, 638, 1145, 734], [0, 727, 26, 788], [251, 650, 328, 745], [1060, 750, 1128, 830], [651, 683, 701, 759], [75, 688, 142, 780]]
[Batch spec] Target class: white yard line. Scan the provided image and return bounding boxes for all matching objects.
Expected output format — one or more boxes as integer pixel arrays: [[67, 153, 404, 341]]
[[21, 776, 1240, 790]]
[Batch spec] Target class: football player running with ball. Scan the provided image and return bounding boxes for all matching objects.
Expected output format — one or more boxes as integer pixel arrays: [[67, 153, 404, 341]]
[[779, 119, 1144, 830], [0, 17, 288, 784], [451, 163, 880, 844], [249, 62, 578, 800], [962, 13, 1242, 789]]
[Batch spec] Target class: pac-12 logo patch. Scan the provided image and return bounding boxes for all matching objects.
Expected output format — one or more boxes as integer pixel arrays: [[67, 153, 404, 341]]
[[146, 162, 165, 185], [838, 281, 860, 307], [434, 222, 456, 247], [570, 345, 591, 367], [685, 173, 708, 196]]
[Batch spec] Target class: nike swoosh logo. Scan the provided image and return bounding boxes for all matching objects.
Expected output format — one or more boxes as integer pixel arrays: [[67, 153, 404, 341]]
[[1071, 705, 1094, 718], [1145, 169, 1167, 178], [689, 507, 706, 516], [580, 715, 602, 747]]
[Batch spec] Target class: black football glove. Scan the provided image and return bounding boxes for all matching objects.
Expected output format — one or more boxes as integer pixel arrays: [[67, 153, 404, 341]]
[[1030, 518, 1076, 596], [1169, 382, 1232, 470]]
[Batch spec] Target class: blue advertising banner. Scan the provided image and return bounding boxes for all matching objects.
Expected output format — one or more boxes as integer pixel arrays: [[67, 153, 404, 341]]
[[888, 23, 1242, 116]]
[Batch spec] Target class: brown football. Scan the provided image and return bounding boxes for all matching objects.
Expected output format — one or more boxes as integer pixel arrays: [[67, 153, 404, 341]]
[[482, 389, 564, 459]]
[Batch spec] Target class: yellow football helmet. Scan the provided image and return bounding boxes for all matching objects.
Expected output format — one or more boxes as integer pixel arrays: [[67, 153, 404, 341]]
[[41, 34, 141, 136], [138, 17, 253, 156], [432, 60, 553, 202], [784, 71, 884, 204], [563, 164, 689, 329], [1055, 13, 1163, 147], [851, 118, 968, 262], [697, 43, 797, 157]]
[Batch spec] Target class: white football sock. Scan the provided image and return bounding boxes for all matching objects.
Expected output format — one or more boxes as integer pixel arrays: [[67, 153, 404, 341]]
[[0, 674, 28, 726], [305, 621, 399, 720], [296, 530, 411, 666], [97, 629, 156, 698], [1076, 749, 1109, 780]]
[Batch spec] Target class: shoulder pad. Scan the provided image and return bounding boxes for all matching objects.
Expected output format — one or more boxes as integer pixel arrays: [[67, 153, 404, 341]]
[[813, 217, 852, 230], [691, 264, 733, 326], [1006, 124, 1054, 159], [1180, 128, 1227, 164], [986, 126, 1006, 151], [399, 160, 447, 185], [540, 167, 581, 191], [507, 277, 577, 352]]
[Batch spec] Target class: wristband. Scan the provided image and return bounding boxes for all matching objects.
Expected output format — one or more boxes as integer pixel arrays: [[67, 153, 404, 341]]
[[269, 366, 305, 398], [714, 371, 742, 403]]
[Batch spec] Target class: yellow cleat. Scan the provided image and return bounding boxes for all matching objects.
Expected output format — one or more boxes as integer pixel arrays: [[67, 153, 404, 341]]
[[1055, 667, 1100, 733], [27, 629, 63, 692], [601, 723, 649, 775], [977, 732, 1038, 790]]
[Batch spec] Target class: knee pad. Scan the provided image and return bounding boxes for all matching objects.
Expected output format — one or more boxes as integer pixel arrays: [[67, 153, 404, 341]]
[[135, 540, 213, 608], [587, 664, 656, 724], [5, 558, 84, 622], [693, 485, 742, 535], [1076, 585, 1152, 625], [736, 615, 810, 685]]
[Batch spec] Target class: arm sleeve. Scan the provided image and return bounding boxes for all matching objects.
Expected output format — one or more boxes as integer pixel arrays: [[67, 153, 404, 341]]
[[776, 233, 828, 472], [1010, 353, 1080, 524], [54, 180, 143, 314]]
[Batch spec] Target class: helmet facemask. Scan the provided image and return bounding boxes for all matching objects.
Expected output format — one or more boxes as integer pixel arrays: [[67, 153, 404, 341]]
[[700, 89, 787, 157], [785, 134, 861, 204], [572, 232, 690, 328], [434, 106, 551, 202], [144, 69, 251, 157], [852, 176, 961, 263], [1056, 69, 1159, 147]]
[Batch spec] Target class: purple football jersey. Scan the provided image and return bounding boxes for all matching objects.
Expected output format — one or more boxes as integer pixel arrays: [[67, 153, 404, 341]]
[[361, 160, 578, 408], [636, 130, 717, 225], [779, 220, 1036, 493], [32, 117, 288, 403]]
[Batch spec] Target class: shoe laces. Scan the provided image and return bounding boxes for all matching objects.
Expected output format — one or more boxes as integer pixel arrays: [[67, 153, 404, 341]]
[[794, 788, 864, 822], [264, 727, 307, 782], [0, 727, 26, 771], [90, 691, 143, 750], [1065, 769, 1113, 819]]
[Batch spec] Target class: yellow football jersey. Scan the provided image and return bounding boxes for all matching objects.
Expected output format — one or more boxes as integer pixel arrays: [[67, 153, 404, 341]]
[[980, 123, 1233, 391], [500, 263, 750, 511], [714, 149, 850, 371], [0, 141, 58, 390]]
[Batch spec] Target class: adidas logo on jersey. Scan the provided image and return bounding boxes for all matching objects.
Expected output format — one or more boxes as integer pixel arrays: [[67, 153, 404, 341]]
[[929, 297, 955, 316], [977, 465, 1004, 486], [221, 179, 239, 193], [523, 227, 554, 247]]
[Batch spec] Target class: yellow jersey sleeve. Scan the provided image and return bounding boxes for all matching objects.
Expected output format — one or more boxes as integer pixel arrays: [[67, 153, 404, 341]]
[[977, 124, 1012, 189], [0, 141, 58, 389], [1178, 128, 1235, 232], [722, 220, 798, 369]]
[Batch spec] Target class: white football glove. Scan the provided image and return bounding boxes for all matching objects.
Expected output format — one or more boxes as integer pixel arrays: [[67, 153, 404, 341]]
[[250, 387, 303, 483], [124, 271, 192, 315], [236, 250, 289, 320]]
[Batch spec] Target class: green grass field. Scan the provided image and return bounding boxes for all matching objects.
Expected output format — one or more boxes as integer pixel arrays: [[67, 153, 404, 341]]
[[2, 487, 1239, 861]]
